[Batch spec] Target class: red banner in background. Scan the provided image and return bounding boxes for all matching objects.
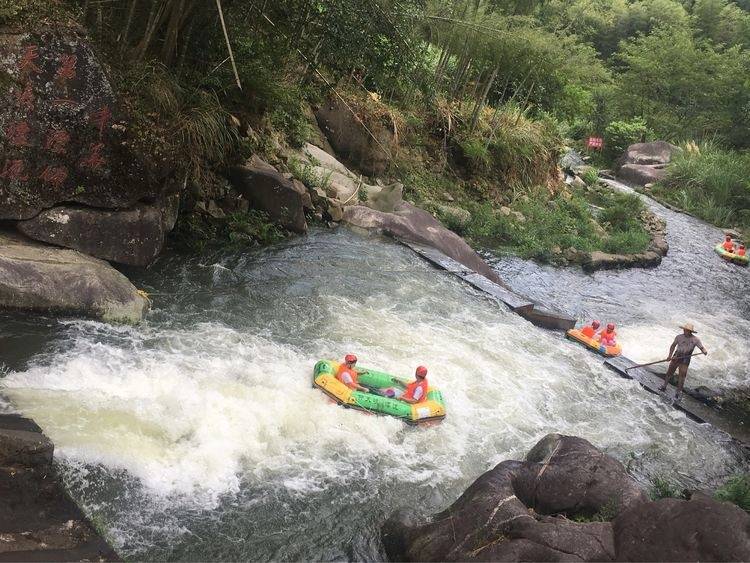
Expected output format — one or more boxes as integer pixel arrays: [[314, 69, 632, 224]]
[[587, 136, 604, 150]]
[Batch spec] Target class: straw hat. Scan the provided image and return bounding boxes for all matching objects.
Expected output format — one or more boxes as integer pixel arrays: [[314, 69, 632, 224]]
[[680, 322, 697, 333]]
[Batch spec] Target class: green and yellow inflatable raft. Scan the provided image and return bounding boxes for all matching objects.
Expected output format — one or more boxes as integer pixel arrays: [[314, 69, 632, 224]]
[[313, 360, 446, 425], [715, 243, 748, 266]]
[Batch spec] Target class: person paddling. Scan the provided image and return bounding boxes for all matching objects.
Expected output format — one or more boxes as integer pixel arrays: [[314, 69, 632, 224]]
[[399, 366, 429, 404], [722, 234, 736, 253], [336, 354, 369, 392], [659, 323, 707, 401]]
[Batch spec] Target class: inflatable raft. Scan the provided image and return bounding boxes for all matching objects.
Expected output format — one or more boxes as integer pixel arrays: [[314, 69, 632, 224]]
[[313, 360, 446, 424], [715, 243, 748, 266], [565, 329, 622, 357]]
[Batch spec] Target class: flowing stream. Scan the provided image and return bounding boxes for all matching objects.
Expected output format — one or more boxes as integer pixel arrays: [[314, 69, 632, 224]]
[[1, 183, 748, 560]]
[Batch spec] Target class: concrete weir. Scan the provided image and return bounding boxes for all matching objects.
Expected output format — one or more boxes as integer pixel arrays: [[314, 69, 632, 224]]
[[0, 413, 119, 561], [401, 241, 576, 331], [605, 356, 750, 450]]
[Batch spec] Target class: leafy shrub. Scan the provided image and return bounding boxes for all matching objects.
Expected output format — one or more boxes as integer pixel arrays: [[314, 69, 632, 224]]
[[602, 229, 651, 254], [598, 192, 645, 231], [648, 476, 686, 500], [604, 118, 652, 161], [288, 158, 332, 193], [459, 137, 491, 170], [224, 210, 286, 246], [581, 167, 600, 186], [715, 474, 750, 512]]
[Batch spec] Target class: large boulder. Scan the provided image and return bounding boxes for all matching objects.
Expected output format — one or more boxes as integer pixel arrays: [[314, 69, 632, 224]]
[[16, 201, 175, 266], [0, 230, 149, 322], [228, 156, 307, 233], [613, 493, 750, 561], [382, 434, 750, 562], [0, 27, 172, 220], [382, 434, 643, 562], [618, 141, 681, 167], [293, 143, 403, 212], [314, 96, 395, 177], [342, 203, 505, 286], [615, 142, 680, 186]]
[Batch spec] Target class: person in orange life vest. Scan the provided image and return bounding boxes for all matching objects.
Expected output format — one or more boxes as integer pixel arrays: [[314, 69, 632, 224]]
[[336, 354, 368, 392], [581, 320, 600, 339], [597, 323, 617, 347], [400, 366, 430, 404], [722, 234, 735, 253], [739, 244, 746, 257]]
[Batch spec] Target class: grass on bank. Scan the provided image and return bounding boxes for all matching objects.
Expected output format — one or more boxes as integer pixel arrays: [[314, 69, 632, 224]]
[[431, 187, 650, 261], [651, 141, 750, 232]]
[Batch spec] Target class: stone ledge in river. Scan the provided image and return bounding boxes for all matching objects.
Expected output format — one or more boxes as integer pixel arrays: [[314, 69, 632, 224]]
[[0, 414, 119, 561], [16, 199, 178, 266], [0, 230, 149, 322], [583, 249, 663, 272], [382, 433, 750, 562], [342, 202, 507, 286]]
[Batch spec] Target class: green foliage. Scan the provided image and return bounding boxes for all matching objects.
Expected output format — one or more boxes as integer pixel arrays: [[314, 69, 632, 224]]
[[715, 474, 750, 512], [653, 141, 750, 228], [288, 158, 332, 193], [571, 498, 619, 522], [604, 118, 652, 160], [580, 168, 600, 186], [648, 476, 687, 500], [224, 210, 286, 247], [598, 192, 645, 231]]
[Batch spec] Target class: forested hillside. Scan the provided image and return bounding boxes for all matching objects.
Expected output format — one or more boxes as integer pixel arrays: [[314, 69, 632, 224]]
[[4, 0, 748, 251]]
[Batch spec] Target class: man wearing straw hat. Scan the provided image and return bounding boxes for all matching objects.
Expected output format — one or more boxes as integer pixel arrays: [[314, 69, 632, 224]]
[[659, 323, 707, 401]]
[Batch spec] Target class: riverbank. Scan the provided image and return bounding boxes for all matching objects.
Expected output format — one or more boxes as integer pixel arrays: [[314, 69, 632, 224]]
[[0, 413, 118, 561]]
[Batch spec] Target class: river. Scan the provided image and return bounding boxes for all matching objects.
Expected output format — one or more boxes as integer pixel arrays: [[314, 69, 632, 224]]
[[0, 185, 748, 560]]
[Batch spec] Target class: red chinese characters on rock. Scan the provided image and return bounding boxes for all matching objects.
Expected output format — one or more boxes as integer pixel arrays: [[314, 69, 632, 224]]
[[54, 54, 78, 86], [39, 165, 69, 189], [0, 160, 29, 182], [44, 129, 71, 155], [16, 83, 35, 112], [79, 142, 106, 171], [88, 106, 112, 139], [18, 45, 41, 78], [5, 121, 32, 147]]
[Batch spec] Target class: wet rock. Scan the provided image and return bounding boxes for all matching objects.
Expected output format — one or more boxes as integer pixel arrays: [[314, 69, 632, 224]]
[[291, 178, 313, 209], [17, 202, 171, 266], [0, 27, 172, 221], [382, 434, 641, 562], [572, 175, 587, 189], [599, 169, 616, 179], [327, 203, 344, 222], [314, 96, 395, 177], [584, 250, 662, 272], [0, 414, 119, 560], [612, 493, 750, 562], [228, 157, 307, 233], [342, 203, 506, 286], [0, 230, 149, 322]]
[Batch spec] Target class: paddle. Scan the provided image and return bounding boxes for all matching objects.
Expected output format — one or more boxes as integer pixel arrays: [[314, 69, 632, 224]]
[[624, 351, 705, 371]]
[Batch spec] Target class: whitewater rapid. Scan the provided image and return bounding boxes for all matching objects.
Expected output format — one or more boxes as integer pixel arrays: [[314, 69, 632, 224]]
[[1, 228, 747, 560]]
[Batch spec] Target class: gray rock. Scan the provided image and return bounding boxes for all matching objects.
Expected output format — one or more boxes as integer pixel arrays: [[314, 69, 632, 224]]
[[0, 427, 53, 467], [0, 230, 149, 322], [207, 200, 225, 219], [618, 141, 681, 167], [228, 157, 307, 233], [435, 204, 471, 229], [342, 203, 507, 286], [17, 203, 167, 266], [314, 96, 395, 177], [584, 250, 662, 272], [613, 493, 750, 561], [560, 149, 587, 174], [618, 163, 667, 186]]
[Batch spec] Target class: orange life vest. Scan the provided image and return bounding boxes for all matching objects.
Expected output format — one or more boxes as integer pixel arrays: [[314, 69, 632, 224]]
[[336, 365, 359, 389], [723, 240, 735, 252], [581, 326, 596, 338], [403, 378, 429, 402], [739, 247, 746, 257], [598, 330, 616, 346]]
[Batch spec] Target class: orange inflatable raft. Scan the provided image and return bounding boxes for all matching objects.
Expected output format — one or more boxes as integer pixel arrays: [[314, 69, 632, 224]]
[[565, 328, 622, 357]]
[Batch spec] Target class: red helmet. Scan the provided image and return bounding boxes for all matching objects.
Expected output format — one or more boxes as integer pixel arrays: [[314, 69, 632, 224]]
[[345, 354, 357, 363], [415, 365, 428, 378], [592, 320, 601, 328], [607, 323, 615, 331]]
